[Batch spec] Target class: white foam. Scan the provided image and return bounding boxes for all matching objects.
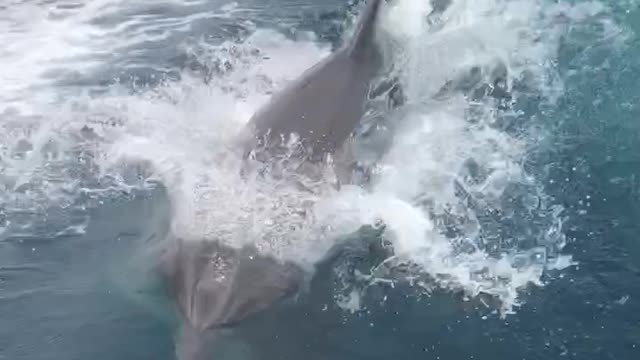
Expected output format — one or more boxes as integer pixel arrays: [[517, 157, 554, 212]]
[[318, 0, 592, 314]]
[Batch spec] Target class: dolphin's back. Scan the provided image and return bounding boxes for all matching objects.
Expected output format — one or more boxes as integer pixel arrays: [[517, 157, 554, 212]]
[[249, 51, 370, 156], [247, 0, 383, 159]]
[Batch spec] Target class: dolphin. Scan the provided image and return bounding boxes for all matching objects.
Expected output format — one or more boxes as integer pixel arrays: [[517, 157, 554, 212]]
[[161, 1, 385, 359], [242, 0, 384, 166]]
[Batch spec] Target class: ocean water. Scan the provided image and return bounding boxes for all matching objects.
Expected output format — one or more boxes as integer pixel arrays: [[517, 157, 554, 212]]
[[1, 0, 639, 359]]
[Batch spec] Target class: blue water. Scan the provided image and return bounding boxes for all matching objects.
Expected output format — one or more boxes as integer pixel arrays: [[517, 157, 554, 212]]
[[1, 0, 640, 359]]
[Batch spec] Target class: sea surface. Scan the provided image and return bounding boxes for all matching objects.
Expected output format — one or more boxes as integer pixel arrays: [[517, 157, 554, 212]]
[[1, 0, 639, 359]]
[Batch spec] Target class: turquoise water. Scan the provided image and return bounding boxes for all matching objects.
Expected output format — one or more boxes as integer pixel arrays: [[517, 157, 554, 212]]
[[1, 0, 640, 359]]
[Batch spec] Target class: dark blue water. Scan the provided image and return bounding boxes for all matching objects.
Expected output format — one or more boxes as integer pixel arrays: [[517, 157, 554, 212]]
[[2, 0, 640, 359]]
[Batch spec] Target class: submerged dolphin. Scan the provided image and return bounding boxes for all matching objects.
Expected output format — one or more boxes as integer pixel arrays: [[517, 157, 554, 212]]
[[161, 1, 385, 359], [161, 239, 305, 360]]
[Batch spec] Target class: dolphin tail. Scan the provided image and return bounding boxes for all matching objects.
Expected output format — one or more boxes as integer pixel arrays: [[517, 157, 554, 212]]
[[175, 324, 222, 360], [346, 0, 384, 61]]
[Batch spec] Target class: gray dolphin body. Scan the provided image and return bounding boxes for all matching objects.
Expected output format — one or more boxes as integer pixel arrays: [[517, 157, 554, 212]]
[[162, 1, 384, 359], [243, 0, 384, 162]]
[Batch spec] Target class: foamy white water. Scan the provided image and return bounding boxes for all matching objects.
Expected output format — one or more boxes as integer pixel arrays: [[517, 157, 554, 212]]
[[1, 0, 618, 315]]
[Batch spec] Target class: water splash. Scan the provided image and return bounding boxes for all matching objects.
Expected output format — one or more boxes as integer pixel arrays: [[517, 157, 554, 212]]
[[0, 0, 624, 315]]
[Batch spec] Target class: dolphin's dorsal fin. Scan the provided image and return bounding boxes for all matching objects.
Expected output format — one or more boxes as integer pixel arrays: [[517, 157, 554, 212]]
[[345, 0, 383, 61]]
